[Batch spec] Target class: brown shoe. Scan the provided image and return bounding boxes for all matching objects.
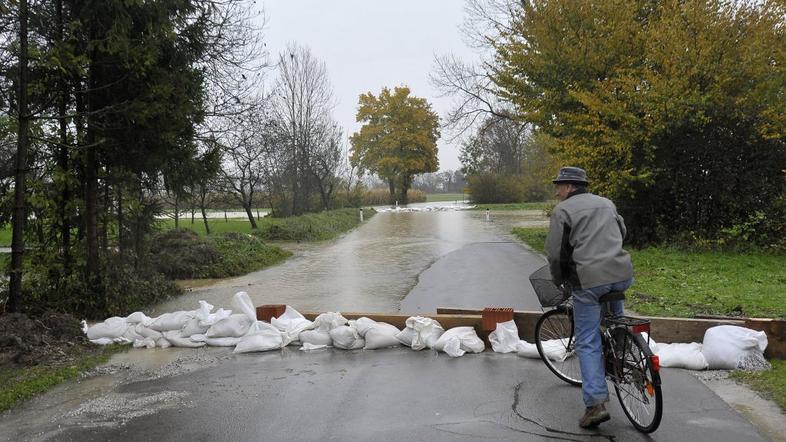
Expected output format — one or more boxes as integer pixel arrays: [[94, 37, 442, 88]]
[[579, 403, 610, 428]]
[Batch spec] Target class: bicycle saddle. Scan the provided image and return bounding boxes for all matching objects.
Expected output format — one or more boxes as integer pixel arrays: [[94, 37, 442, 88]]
[[599, 291, 626, 303]]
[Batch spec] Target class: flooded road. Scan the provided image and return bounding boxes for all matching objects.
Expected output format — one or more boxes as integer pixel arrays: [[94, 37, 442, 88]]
[[151, 203, 548, 315]]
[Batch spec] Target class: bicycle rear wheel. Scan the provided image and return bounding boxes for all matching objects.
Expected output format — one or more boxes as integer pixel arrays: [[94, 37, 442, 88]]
[[535, 308, 582, 386], [612, 329, 663, 433]]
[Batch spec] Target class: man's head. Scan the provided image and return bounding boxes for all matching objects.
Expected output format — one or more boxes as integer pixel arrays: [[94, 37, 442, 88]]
[[552, 167, 588, 201]]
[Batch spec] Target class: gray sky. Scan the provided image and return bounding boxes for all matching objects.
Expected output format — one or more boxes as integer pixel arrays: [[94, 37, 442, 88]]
[[259, 0, 479, 172]]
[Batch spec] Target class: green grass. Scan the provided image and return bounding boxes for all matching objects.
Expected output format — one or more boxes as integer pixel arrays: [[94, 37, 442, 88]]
[[512, 226, 786, 319], [731, 359, 786, 413], [157, 218, 258, 235], [0, 344, 127, 412], [472, 201, 554, 211], [158, 208, 375, 242], [0, 225, 10, 246], [426, 193, 466, 202]]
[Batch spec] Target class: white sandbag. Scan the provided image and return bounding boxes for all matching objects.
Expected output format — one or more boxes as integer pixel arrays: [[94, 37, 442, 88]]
[[234, 322, 284, 353], [121, 325, 145, 343], [180, 317, 210, 338], [194, 300, 232, 328], [364, 322, 401, 350], [353, 317, 379, 337], [516, 341, 541, 359], [190, 334, 207, 342], [133, 337, 157, 349], [90, 338, 114, 345], [657, 343, 708, 370], [162, 330, 206, 348], [395, 327, 417, 347], [489, 320, 526, 353], [150, 311, 195, 332], [703, 325, 768, 370], [299, 329, 332, 346], [312, 312, 348, 332], [433, 327, 485, 356], [207, 337, 242, 347], [300, 343, 328, 351], [442, 336, 465, 357], [270, 306, 313, 343], [407, 316, 445, 350], [134, 323, 163, 340], [232, 291, 258, 322], [86, 317, 129, 340], [125, 311, 153, 326], [205, 314, 254, 338], [330, 326, 365, 350], [517, 338, 569, 361]]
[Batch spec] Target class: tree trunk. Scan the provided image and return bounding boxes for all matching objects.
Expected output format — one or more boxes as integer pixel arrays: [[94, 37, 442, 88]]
[[174, 193, 179, 229], [7, 0, 30, 312], [388, 179, 396, 205], [56, 0, 71, 270], [244, 201, 258, 229], [117, 186, 124, 254], [85, 28, 101, 303], [199, 184, 210, 235]]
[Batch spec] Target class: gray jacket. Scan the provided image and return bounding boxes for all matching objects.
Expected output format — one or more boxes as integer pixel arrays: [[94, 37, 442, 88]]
[[545, 189, 633, 290]]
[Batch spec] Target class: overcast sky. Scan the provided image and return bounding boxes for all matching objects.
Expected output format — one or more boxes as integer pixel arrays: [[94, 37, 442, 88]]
[[258, 0, 479, 172]]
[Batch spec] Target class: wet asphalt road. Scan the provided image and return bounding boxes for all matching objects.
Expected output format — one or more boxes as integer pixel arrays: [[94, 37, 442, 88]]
[[0, 215, 771, 441], [27, 348, 767, 442]]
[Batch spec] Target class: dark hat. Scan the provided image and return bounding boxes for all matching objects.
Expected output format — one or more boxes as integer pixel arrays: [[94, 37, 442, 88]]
[[552, 167, 588, 185]]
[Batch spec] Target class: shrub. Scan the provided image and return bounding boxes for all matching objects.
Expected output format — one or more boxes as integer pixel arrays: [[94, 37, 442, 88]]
[[255, 208, 375, 241], [467, 173, 525, 203], [147, 229, 291, 280]]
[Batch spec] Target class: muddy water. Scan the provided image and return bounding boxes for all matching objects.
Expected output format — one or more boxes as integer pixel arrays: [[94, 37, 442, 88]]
[[150, 204, 548, 315]]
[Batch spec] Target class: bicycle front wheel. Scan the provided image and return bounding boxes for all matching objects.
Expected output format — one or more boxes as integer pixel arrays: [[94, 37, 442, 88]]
[[534, 308, 582, 386], [612, 329, 663, 433]]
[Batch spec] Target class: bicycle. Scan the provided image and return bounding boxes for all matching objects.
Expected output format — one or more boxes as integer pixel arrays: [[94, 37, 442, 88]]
[[529, 264, 663, 433]]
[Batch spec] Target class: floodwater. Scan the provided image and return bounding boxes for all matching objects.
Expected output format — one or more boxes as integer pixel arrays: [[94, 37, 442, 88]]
[[150, 202, 548, 315]]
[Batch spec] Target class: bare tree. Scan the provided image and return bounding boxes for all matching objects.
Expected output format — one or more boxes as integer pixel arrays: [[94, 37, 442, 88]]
[[431, 0, 518, 139], [218, 101, 270, 229], [271, 43, 339, 215]]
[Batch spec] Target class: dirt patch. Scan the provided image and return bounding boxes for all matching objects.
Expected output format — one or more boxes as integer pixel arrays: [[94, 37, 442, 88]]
[[0, 311, 91, 366]]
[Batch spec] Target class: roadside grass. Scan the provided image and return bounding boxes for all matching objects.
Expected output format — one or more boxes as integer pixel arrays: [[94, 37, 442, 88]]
[[426, 193, 466, 202], [731, 359, 786, 413], [0, 226, 10, 246], [148, 230, 291, 280], [472, 201, 553, 211], [511, 227, 786, 319], [0, 344, 127, 412], [156, 208, 375, 242]]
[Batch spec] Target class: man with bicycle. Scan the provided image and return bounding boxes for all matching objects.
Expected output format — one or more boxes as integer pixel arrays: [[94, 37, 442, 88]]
[[545, 166, 634, 428]]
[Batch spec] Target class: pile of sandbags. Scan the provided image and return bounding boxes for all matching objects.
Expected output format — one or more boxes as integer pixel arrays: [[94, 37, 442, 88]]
[[482, 318, 768, 372], [83, 296, 490, 357]]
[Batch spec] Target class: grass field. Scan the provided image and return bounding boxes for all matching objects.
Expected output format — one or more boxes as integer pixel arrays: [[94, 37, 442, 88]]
[[425, 193, 467, 203], [0, 226, 10, 246], [511, 227, 786, 319]]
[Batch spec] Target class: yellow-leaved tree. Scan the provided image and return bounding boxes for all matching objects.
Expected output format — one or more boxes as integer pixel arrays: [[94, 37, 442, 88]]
[[350, 86, 440, 204]]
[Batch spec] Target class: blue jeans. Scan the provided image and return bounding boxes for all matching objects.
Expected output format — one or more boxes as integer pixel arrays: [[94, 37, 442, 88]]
[[572, 278, 633, 407]]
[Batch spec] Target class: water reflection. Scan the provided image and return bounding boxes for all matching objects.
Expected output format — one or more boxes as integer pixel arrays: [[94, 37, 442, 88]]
[[150, 204, 547, 315]]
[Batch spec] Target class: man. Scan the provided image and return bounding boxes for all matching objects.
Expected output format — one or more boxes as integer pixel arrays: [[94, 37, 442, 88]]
[[545, 166, 634, 428]]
